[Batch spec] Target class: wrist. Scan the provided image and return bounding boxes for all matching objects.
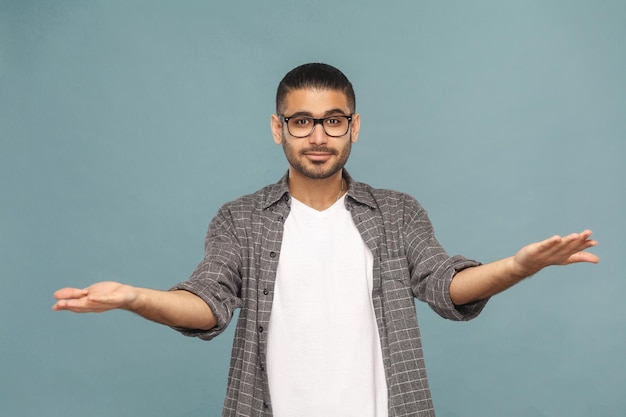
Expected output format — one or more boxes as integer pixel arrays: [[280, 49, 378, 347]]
[[508, 256, 538, 281], [122, 285, 143, 312]]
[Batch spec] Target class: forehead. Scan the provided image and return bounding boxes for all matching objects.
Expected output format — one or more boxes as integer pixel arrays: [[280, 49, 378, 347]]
[[282, 88, 350, 115]]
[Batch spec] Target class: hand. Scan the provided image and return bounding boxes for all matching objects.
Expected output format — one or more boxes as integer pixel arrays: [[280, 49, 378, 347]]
[[512, 229, 599, 278], [53, 281, 138, 313]]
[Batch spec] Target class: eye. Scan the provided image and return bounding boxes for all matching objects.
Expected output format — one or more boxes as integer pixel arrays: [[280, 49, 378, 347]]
[[324, 117, 345, 125], [290, 117, 312, 126]]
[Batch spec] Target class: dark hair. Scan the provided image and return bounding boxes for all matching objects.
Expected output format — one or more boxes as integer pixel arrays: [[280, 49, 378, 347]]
[[275, 63, 356, 114]]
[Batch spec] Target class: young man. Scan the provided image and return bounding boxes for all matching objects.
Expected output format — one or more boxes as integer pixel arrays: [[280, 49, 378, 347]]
[[53, 63, 598, 417]]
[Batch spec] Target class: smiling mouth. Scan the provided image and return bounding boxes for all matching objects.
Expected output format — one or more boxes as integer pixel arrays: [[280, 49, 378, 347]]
[[302, 147, 336, 156], [303, 152, 333, 162]]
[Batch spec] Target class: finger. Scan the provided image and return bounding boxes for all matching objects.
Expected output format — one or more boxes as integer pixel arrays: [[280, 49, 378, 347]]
[[563, 230, 596, 244], [87, 293, 116, 304], [52, 299, 87, 312], [54, 287, 88, 300], [533, 235, 565, 253], [546, 231, 596, 253], [528, 233, 596, 267], [562, 233, 597, 252], [580, 229, 593, 239], [53, 298, 107, 313], [567, 251, 600, 264]]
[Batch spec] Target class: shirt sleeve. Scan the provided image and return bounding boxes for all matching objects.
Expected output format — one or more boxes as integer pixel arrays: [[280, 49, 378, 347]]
[[402, 194, 488, 321], [169, 205, 243, 340]]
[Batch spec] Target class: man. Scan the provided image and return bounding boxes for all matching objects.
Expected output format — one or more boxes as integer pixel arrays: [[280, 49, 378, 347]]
[[53, 63, 598, 417]]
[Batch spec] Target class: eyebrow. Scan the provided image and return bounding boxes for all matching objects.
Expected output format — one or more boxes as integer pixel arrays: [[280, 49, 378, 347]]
[[286, 108, 349, 117]]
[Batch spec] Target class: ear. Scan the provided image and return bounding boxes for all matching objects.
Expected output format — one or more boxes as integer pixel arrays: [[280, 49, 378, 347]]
[[271, 114, 283, 145], [350, 113, 361, 143]]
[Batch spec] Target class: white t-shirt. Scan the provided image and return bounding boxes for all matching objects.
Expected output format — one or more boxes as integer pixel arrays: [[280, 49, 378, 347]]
[[266, 196, 388, 417]]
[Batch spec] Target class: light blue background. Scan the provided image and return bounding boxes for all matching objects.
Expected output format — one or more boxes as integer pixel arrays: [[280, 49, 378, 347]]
[[1, 1, 624, 416]]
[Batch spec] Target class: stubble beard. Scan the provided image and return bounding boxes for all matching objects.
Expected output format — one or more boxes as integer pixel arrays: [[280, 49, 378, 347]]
[[281, 133, 352, 180]]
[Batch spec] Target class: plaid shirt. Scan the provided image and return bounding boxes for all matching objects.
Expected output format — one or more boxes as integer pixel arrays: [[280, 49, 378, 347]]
[[173, 171, 487, 417]]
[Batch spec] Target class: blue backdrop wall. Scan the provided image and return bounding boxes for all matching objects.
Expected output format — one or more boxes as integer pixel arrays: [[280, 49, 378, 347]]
[[1, 1, 624, 416]]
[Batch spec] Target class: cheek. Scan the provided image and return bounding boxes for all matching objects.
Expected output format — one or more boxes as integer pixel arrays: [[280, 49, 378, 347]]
[[281, 138, 295, 157], [344, 141, 352, 157]]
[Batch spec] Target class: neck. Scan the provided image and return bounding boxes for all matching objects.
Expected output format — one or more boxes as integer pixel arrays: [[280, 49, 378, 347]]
[[287, 169, 345, 211]]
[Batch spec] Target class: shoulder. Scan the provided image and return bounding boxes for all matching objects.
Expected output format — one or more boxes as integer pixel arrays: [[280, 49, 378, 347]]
[[206, 181, 285, 238], [348, 177, 425, 215], [227, 183, 282, 209], [219, 170, 289, 213], [214, 179, 287, 220]]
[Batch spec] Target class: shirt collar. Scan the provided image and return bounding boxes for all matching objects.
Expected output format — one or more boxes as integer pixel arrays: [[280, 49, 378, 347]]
[[261, 169, 378, 210], [343, 170, 377, 209]]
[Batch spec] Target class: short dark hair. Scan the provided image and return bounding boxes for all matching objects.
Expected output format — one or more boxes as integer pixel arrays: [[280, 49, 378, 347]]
[[275, 63, 356, 114]]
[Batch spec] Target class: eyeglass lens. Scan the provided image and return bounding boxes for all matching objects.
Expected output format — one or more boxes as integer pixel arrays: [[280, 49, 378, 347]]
[[287, 116, 350, 138]]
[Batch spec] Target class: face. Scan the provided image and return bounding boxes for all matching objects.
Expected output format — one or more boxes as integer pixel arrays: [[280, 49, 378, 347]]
[[271, 88, 360, 180]]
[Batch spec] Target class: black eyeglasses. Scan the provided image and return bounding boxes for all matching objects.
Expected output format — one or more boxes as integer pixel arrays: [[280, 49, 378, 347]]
[[280, 114, 353, 138]]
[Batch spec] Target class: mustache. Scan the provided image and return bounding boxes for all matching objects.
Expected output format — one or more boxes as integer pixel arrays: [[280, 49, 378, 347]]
[[299, 146, 338, 155]]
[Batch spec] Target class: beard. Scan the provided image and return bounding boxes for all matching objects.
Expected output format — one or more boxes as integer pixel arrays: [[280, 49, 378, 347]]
[[281, 132, 352, 180]]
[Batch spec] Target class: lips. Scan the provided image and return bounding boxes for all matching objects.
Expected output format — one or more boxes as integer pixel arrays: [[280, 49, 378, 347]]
[[304, 152, 333, 162], [302, 147, 336, 156]]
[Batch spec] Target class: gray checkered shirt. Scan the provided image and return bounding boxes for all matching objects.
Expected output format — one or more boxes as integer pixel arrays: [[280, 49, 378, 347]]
[[172, 170, 487, 417]]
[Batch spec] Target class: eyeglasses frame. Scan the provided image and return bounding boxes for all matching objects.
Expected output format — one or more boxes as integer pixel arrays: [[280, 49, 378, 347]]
[[279, 114, 354, 138]]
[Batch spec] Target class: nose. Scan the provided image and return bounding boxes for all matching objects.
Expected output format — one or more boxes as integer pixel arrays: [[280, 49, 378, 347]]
[[308, 121, 329, 145]]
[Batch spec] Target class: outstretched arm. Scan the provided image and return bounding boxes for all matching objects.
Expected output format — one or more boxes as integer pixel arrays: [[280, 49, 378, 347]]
[[53, 281, 216, 331], [449, 229, 599, 306]]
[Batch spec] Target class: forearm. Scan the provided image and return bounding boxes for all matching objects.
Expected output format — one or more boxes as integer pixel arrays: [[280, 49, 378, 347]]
[[129, 288, 217, 331], [449, 230, 599, 306], [53, 282, 217, 331], [449, 256, 527, 306]]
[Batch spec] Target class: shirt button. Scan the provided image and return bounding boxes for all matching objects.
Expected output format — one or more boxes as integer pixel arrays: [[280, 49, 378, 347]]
[[263, 288, 269, 295], [259, 326, 264, 333], [263, 401, 269, 409], [269, 251, 276, 258], [277, 215, 283, 222]]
